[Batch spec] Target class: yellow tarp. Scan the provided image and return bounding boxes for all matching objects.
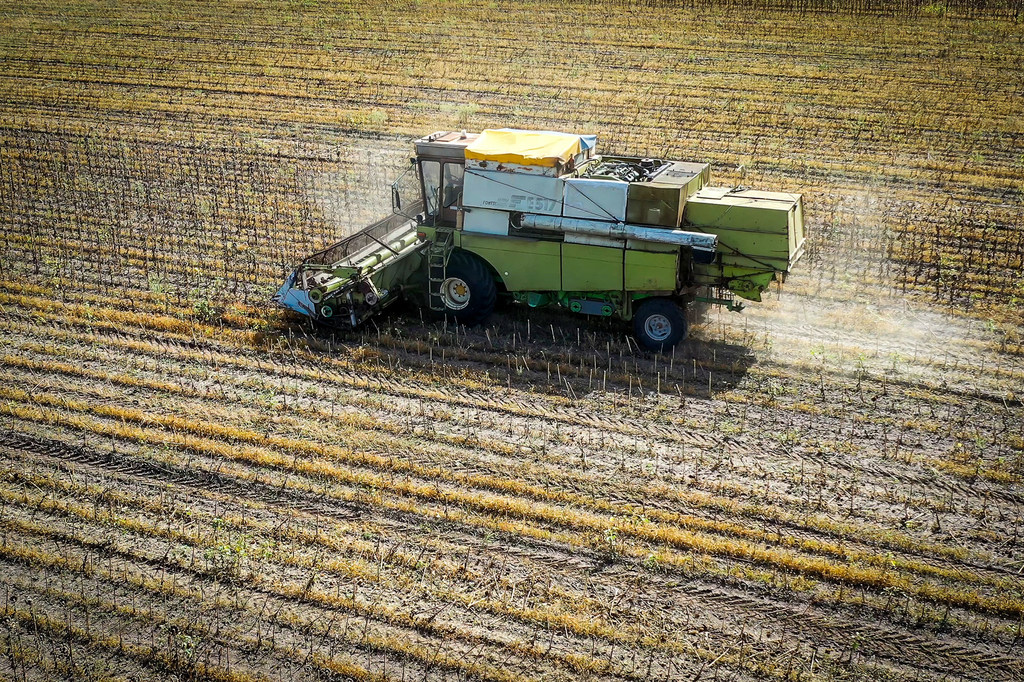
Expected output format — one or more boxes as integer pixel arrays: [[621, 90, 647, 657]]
[[465, 129, 582, 167]]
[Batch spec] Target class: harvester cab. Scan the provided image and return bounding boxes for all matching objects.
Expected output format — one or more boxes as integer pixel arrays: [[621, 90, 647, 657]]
[[411, 130, 472, 227], [274, 128, 805, 350]]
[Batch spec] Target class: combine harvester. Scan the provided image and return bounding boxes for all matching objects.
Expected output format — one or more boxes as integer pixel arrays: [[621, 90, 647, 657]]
[[275, 129, 805, 350]]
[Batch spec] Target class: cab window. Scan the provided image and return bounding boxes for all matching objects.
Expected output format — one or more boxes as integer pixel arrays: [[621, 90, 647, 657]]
[[421, 160, 441, 216], [442, 163, 464, 210]]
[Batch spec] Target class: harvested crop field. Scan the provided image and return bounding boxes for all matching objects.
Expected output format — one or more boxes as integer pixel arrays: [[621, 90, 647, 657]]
[[1, 1, 1023, 680]]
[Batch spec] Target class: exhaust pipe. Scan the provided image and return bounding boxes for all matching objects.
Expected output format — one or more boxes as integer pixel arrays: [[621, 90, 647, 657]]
[[515, 214, 717, 253]]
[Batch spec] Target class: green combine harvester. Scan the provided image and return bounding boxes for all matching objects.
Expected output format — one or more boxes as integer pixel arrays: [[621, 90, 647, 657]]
[[275, 129, 805, 350]]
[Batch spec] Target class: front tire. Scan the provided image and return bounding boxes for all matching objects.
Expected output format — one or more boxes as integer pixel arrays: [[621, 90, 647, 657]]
[[633, 298, 687, 351], [440, 250, 496, 325]]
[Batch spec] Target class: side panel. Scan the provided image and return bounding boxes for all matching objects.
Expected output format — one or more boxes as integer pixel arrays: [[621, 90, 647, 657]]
[[685, 189, 799, 273], [626, 239, 677, 253], [458, 232, 562, 291], [789, 199, 806, 268], [626, 183, 685, 228], [624, 249, 678, 291], [463, 169, 563, 215], [563, 178, 628, 221], [370, 249, 425, 294], [685, 188, 803, 301], [462, 207, 510, 236], [561, 243, 623, 291]]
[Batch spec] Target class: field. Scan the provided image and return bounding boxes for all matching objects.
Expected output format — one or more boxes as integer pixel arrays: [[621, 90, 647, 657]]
[[1, 0, 1023, 680]]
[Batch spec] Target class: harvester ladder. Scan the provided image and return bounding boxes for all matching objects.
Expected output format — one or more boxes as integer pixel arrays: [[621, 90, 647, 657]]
[[427, 229, 454, 312]]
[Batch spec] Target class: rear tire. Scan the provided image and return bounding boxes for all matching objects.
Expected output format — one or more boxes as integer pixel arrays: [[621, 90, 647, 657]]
[[633, 298, 687, 351], [440, 250, 496, 325]]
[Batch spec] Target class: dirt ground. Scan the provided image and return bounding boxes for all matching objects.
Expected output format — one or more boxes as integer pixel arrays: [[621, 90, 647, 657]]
[[1, 0, 1023, 680], [1, 226, 1022, 679]]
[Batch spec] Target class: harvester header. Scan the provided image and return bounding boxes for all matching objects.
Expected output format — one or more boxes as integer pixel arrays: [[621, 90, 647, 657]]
[[274, 128, 805, 350]]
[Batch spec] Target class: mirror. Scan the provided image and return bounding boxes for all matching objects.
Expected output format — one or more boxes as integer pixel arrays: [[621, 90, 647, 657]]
[[391, 186, 402, 212]]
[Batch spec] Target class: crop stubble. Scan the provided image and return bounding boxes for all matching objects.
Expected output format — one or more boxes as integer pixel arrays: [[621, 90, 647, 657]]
[[1, 0, 1023, 680]]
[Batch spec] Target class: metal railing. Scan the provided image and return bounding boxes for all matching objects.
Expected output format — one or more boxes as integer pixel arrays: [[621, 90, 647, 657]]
[[300, 200, 423, 269]]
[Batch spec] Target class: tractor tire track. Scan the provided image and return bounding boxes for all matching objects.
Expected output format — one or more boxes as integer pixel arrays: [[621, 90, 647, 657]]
[[4, 430, 1020, 682]]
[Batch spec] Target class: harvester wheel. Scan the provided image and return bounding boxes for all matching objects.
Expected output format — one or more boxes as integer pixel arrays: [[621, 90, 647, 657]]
[[440, 250, 496, 325], [633, 298, 687, 351]]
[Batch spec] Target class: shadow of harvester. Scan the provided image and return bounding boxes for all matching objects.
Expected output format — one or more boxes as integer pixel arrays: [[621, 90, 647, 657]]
[[278, 299, 758, 400]]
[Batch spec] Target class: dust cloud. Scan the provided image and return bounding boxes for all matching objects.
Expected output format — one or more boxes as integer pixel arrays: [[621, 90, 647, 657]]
[[726, 189, 1022, 393], [306, 139, 411, 242]]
